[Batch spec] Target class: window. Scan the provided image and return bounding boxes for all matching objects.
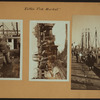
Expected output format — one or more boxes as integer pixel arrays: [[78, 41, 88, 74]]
[[8, 39, 12, 42]]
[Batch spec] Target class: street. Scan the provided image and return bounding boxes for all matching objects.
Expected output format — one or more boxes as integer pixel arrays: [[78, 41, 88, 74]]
[[0, 50, 20, 78], [71, 56, 100, 90]]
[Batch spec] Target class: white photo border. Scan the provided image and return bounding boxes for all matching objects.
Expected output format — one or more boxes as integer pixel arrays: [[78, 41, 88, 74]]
[[0, 19, 23, 80], [29, 20, 70, 82]]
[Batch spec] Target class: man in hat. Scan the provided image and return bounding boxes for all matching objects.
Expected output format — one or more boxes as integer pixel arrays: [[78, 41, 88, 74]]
[[87, 51, 95, 70], [75, 51, 79, 63]]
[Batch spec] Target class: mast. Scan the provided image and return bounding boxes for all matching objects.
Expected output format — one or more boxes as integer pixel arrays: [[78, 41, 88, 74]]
[[85, 28, 87, 50], [2, 22, 4, 35], [95, 27, 98, 63], [88, 28, 90, 51], [82, 31, 84, 51], [16, 22, 18, 36]]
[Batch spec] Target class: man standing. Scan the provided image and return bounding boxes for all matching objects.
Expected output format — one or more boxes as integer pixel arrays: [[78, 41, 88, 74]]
[[79, 51, 82, 63], [87, 51, 95, 70], [75, 51, 79, 63]]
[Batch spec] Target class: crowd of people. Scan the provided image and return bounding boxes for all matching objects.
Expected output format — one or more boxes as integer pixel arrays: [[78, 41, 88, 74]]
[[72, 48, 96, 70]]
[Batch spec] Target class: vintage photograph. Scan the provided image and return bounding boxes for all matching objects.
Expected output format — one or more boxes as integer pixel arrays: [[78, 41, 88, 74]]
[[71, 15, 100, 90], [29, 21, 70, 81], [0, 20, 22, 80]]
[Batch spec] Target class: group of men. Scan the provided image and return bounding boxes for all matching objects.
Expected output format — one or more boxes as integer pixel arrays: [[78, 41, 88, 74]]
[[73, 49, 96, 70]]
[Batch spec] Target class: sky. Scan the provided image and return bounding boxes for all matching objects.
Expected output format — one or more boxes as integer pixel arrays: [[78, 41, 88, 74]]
[[52, 23, 66, 52], [0, 21, 21, 35], [72, 15, 100, 47], [29, 21, 68, 79]]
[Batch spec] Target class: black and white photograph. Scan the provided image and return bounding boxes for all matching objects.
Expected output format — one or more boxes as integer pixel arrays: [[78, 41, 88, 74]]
[[0, 20, 23, 80], [71, 15, 100, 90], [29, 21, 70, 81]]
